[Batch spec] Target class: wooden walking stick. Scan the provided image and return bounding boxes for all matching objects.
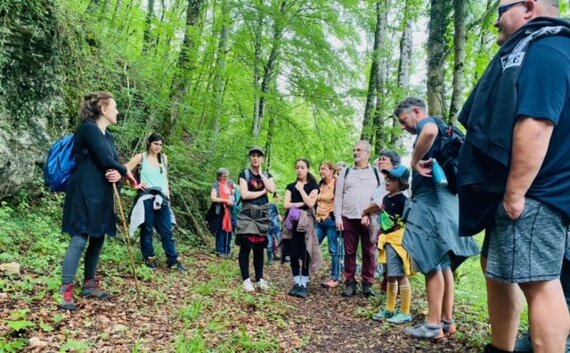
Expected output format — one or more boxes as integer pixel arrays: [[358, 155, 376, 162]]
[[113, 183, 142, 305]]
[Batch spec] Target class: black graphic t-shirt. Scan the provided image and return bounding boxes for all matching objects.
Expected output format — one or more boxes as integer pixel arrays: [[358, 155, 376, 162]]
[[239, 169, 273, 206]]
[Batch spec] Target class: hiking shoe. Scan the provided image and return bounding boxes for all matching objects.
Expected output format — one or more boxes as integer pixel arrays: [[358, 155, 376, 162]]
[[388, 312, 412, 324], [288, 284, 302, 297], [296, 285, 309, 299], [483, 344, 517, 353], [169, 261, 189, 273], [144, 256, 158, 270], [442, 319, 456, 337], [80, 278, 112, 300], [342, 281, 357, 298], [404, 323, 444, 340], [243, 278, 255, 293], [59, 283, 76, 311], [362, 283, 376, 298], [321, 279, 340, 288], [372, 309, 394, 321], [256, 279, 269, 291]]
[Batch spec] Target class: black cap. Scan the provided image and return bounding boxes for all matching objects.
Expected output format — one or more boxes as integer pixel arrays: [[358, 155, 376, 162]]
[[248, 146, 265, 156]]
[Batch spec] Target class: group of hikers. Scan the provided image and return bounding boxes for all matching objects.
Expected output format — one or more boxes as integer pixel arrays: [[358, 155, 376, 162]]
[[56, 1, 570, 352]]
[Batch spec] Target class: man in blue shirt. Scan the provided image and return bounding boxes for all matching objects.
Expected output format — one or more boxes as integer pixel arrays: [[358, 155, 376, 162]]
[[458, 1, 570, 352]]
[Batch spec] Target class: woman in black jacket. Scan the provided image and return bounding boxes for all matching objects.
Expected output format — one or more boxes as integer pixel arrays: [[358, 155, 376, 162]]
[[60, 92, 133, 310]]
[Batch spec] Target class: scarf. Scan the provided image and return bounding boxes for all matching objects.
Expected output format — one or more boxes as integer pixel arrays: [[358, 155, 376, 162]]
[[219, 181, 233, 233]]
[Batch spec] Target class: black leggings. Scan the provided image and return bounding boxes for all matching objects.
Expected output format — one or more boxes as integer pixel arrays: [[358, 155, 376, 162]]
[[290, 253, 311, 277], [239, 238, 265, 281]]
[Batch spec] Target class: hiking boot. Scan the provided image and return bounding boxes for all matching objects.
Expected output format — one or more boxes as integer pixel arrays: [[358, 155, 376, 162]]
[[296, 285, 309, 299], [169, 261, 189, 273], [372, 309, 394, 321], [362, 283, 376, 298], [80, 278, 112, 300], [256, 279, 269, 291], [388, 312, 412, 324], [404, 323, 444, 340], [288, 284, 302, 297], [59, 283, 76, 311], [442, 319, 456, 337], [243, 278, 255, 293], [342, 281, 357, 298], [144, 257, 158, 270], [321, 279, 340, 288]]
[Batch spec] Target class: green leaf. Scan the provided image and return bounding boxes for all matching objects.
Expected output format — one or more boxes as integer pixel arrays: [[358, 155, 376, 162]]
[[7, 320, 35, 332]]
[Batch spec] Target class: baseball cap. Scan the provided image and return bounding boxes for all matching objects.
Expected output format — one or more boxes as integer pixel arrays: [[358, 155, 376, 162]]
[[381, 165, 410, 181], [248, 146, 265, 156]]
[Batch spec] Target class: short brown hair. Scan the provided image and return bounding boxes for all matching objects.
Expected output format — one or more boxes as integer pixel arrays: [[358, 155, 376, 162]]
[[80, 92, 114, 122]]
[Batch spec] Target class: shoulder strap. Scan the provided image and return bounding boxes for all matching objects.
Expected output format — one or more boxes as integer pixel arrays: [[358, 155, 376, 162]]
[[244, 169, 251, 182], [373, 167, 380, 186]]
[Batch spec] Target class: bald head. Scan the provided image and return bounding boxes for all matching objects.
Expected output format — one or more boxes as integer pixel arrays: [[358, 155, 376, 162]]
[[495, 0, 561, 45]]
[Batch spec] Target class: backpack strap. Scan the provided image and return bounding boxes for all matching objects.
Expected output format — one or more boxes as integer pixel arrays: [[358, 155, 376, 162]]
[[344, 166, 380, 186]]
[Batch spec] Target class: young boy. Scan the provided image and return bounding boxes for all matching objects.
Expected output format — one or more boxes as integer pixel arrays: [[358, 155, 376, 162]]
[[363, 165, 413, 324]]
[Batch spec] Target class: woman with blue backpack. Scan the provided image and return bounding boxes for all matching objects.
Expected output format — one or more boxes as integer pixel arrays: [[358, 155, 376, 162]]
[[60, 92, 135, 311]]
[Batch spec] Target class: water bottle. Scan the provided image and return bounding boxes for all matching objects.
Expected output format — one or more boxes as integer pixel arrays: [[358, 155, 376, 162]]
[[432, 159, 448, 186]]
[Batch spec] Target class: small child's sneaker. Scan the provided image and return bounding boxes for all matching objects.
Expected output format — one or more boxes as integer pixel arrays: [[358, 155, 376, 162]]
[[242, 278, 255, 293], [442, 319, 456, 337], [256, 279, 269, 291], [387, 312, 412, 324], [372, 309, 394, 321], [404, 323, 444, 340]]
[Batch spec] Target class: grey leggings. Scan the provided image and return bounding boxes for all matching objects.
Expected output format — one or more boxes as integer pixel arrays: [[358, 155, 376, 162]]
[[62, 234, 105, 285]]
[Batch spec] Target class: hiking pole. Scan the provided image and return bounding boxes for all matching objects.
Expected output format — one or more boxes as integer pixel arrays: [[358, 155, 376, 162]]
[[112, 183, 143, 305]]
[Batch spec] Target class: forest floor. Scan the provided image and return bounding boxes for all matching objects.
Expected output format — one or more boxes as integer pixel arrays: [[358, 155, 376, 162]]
[[0, 198, 495, 352], [1, 247, 491, 352]]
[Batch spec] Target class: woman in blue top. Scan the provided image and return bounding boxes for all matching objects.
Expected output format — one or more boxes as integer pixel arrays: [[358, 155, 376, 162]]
[[126, 133, 187, 272]]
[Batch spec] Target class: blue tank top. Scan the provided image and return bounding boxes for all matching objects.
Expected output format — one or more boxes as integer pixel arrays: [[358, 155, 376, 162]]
[[140, 153, 169, 196]]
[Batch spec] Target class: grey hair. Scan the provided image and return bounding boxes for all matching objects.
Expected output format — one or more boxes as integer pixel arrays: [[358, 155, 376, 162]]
[[379, 149, 401, 167], [355, 140, 372, 153], [216, 168, 230, 179], [393, 97, 427, 117]]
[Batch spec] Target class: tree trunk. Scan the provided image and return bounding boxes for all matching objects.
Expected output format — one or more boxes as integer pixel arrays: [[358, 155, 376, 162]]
[[251, 5, 263, 139], [372, 0, 389, 152], [426, 0, 452, 117], [397, 0, 413, 90], [360, 1, 382, 141], [252, 0, 287, 140], [212, 0, 231, 136], [164, 0, 205, 138], [448, 0, 466, 124], [142, 0, 155, 52]]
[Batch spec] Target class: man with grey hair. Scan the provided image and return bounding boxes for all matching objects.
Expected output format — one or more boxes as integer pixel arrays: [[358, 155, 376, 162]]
[[457, 1, 570, 352], [394, 97, 478, 339], [334, 140, 381, 297]]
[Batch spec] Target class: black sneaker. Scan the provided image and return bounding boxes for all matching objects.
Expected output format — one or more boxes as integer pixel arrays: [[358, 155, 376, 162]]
[[288, 284, 302, 297], [296, 285, 309, 298], [169, 261, 189, 273], [144, 257, 158, 270], [362, 283, 376, 298], [342, 281, 357, 298]]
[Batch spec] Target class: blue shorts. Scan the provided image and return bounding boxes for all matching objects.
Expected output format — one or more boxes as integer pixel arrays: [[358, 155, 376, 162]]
[[486, 198, 567, 283]]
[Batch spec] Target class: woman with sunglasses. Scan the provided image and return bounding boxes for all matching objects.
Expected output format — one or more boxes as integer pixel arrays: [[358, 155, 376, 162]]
[[126, 133, 187, 272]]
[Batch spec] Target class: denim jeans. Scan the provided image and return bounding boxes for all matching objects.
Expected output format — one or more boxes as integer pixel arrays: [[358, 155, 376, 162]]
[[316, 218, 342, 281], [215, 229, 232, 255], [267, 226, 281, 262], [140, 199, 179, 266]]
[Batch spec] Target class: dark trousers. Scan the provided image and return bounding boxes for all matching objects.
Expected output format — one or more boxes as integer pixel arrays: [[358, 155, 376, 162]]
[[140, 199, 178, 265], [238, 238, 265, 281], [343, 217, 375, 284]]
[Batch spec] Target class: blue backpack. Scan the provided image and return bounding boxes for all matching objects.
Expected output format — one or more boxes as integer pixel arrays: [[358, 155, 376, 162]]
[[44, 134, 77, 192]]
